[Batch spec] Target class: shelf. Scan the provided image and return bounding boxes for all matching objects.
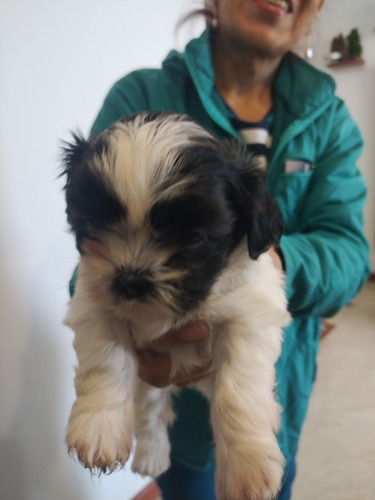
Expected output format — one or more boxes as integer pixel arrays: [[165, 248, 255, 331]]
[[327, 57, 365, 69]]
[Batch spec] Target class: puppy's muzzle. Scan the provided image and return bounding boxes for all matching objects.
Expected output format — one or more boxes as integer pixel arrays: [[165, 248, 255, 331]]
[[112, 268, 154, 301]]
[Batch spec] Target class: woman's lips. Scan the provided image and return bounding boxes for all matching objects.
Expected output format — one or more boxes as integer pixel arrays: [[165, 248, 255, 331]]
[[254, 0, 292, 16]]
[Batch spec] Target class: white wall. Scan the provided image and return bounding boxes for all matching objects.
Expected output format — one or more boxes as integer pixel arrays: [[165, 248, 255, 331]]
[[0, 2, 374, 500]]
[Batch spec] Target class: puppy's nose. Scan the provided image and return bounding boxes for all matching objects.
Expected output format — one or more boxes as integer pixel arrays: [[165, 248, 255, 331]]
[[113, 269, 153, 300]]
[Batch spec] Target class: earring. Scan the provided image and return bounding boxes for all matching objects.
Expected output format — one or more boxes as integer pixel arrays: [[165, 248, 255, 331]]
[[305, 32, 313, 59], [210, 0, 218, 28]]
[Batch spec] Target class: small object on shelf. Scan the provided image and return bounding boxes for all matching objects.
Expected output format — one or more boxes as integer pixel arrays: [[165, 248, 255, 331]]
[[328, 28, 365, 69], [347, 28, 363, 58], [330, 34, 347, 62]]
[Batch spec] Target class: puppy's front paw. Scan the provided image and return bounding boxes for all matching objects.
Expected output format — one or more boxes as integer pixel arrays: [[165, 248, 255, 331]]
[[66, 400, 133, 473], [216, 446, 284, 500], [131, 426, 170, 478]]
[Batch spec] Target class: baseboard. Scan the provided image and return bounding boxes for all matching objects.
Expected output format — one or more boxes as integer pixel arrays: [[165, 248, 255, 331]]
[[131, 481, 161, 500]]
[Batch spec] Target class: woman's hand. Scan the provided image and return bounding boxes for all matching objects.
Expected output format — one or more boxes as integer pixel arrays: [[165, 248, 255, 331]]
[[268, 246, 284, 271], [135, 320, 212, 388]]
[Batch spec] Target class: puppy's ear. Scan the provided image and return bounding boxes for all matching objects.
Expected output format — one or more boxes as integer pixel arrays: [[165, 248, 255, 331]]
[[229, 157, 284, 260], [60, 132, 125, 252], [60, 131, 90, 181]]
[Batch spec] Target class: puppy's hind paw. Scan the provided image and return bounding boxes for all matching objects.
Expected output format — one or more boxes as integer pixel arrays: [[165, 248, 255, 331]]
[[216, 449, 284, 500], [131, 431, 170, 478]]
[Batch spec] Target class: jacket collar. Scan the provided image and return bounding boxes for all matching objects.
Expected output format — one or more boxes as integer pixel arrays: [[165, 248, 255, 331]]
[[164, 29, 336, 131], [184, 29, 237, 135], [274, 52, 336, 119]]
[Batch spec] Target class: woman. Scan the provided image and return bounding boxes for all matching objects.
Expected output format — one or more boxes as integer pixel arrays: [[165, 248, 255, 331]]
[[82, 0, 370, 498]]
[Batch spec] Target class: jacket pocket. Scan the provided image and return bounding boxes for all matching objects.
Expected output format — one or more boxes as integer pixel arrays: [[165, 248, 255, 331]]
[[273, 171, 314, 233]]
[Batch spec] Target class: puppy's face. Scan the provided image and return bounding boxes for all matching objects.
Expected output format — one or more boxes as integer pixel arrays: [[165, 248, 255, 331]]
[[62, 112, 283, 317]]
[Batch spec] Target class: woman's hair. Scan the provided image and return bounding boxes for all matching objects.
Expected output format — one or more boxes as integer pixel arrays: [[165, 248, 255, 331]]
[[177, 1, 215, 29]]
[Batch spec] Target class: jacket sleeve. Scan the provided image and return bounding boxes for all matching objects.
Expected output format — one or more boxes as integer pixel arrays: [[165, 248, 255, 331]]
[[279, 100, 370, 319]]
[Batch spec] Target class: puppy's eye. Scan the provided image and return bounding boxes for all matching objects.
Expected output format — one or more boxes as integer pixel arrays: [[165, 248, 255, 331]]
[[187, 230, 205, 246]]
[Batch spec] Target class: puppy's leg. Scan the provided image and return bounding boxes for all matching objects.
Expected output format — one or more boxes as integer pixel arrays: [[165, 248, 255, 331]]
[[65, 297, 136, 473], [131, 381, 174, 478], [211, 321, 284, 500]]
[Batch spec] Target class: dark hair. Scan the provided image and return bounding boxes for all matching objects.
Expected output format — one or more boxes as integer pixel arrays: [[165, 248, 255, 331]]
[[176, 1, 215, 29]]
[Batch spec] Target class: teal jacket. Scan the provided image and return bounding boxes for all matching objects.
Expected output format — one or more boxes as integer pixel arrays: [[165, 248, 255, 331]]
[[86, 30, 370, 467]]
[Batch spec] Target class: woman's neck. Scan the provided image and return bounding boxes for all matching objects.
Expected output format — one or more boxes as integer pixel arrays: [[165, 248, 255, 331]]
[[212, 34, 282, 122]]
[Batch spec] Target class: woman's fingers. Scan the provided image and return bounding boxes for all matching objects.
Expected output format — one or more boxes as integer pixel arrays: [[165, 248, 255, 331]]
[[136, 349, 172, 388], [135, 320, 212, 388], [136, 347, 213, 388], [145, 320, 210, 349], [174, 362, 213, 387]]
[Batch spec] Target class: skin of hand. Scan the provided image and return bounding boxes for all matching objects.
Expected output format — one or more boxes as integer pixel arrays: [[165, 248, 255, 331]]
[[136, 247, 283, 388], [268, 246, 283, 271], [136, 320, 212, 388]]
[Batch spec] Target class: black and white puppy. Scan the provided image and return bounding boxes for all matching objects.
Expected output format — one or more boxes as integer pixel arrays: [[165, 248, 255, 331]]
[[62, 111, 289, 500]]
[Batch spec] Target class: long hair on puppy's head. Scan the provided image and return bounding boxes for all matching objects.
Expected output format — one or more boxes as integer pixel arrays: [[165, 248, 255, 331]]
[[61, 111, 283, 317]]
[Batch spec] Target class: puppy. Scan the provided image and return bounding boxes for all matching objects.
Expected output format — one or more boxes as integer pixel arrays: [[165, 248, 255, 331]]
[[62, 111, 290, 500]]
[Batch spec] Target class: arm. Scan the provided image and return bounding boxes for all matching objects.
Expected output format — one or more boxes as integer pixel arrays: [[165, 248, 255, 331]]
[[279, 101, 370, 319]]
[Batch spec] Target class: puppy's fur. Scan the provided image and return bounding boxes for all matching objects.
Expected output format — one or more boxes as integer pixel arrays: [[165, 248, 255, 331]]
[[62, 112, 289, 500]]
